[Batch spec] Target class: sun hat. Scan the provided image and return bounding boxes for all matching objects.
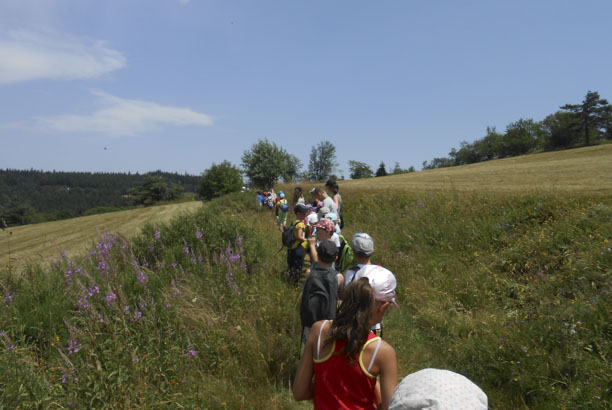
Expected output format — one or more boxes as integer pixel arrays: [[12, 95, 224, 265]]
[[352, 233, 374, 256], [354, 265, 398, 307], [317, 240, 338, 262], [279, 192, 285, 199], [324, 212, 338, 221], [389, 368, 488, 410], [294, 204, 308, 214], [317, 206, 330, 219], [315, 217, 335, 232]]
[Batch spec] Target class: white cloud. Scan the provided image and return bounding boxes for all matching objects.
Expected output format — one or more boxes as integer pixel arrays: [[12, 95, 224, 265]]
[[0, 29, 126, 85], [35, 90, 213, 137]]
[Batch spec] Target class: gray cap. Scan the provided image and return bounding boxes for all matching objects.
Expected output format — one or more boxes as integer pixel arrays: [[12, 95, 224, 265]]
[[318, 240, 338, 262], [352, 232, 374, 256]]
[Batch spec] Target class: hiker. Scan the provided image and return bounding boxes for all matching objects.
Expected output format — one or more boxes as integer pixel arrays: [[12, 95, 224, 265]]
[[256, 191, 263, 207], [325, 179, 343, 229], [355, 264, 397, 339], [310, 186, 338, 215], [305, 204, 318, 238], [306, 218, 343, 281], [287, 204, 309, 276], [292, 187, 305, 214], [293, 276, 398, 409], [299, 240, 342, 343], [324, 211, 342, 235], [345, 233, 375, 287], [389, 368, 488, 409], [276, 191, 289, 230]]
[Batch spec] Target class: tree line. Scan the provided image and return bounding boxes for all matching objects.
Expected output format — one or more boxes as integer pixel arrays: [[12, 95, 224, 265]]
[[0, 170, 200, 227], [422, 91, 611, 170]]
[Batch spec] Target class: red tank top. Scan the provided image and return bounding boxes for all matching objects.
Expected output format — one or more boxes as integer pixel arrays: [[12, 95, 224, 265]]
[[313, 322, 381, 410]]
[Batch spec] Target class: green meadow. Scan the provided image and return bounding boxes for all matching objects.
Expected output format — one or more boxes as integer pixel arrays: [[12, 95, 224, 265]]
[[1, 146, 611, 408]]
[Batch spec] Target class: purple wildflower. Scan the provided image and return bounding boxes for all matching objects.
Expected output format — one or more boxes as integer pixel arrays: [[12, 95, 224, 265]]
[[3, 294, 14, 305], [154, 228, 161, 241], [77, 296, 89, 309], [132, 356, 140, 363], [122, 242, 129, 249], [137, 271, 147, 284], [236, 235, 243, 246], [65, 268, 73, 283], [62, 374, 67, 384], [196, 230, 203, 239], [67, 339, 82, 355], [7, 344, 16, 351], [124, 305, 130, 313], [230, 253, 241, 263], [172, 288, 180, 298], [97, 260, 108, 276], [190, 257, 196, 264], [105, 292, 117, 306], [186, 348, 197, 357], [133, 311, 142, 321], [183, 246, 190, 255], [171, 262, 178, 269]]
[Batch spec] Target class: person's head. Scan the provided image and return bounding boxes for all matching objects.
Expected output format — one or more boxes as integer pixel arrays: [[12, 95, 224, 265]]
[[354, 265, 398, 324], [325, 179, 339, 195], [317, 240, 338, 264], [294, 204, 308, 218], [314, 218, 334, 240], [329, 278, 378, 360], [310, 186, 327, 200], [352, 233, 374, 261], [317, 206, 330, 220], [389, 368, 488, 410], [279, 192, 285, 199]]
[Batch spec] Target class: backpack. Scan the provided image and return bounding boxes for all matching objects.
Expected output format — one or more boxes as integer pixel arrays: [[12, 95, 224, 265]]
[[266, 196, 275, 209], [300, 267, 338, 328], [336, 234, 354, 274], [281, 220, 298, 248]]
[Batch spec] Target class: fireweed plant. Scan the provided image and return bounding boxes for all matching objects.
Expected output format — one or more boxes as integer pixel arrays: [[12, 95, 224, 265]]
[[0, 193, 302, 408]]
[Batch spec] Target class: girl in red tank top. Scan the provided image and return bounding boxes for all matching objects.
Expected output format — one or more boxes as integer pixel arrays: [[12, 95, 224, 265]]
[[293, 276, 398, 409]]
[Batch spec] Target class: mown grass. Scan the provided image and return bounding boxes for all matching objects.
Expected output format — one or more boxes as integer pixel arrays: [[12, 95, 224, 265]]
[[0, 201, 203, 271]]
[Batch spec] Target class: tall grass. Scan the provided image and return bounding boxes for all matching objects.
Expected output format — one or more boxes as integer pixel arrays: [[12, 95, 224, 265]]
[[1, 190, 610, 408]]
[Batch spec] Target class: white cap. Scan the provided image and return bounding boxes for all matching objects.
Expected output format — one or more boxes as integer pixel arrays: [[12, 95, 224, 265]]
[[389, 368, 488, 410], [354, 265, 398, 307]]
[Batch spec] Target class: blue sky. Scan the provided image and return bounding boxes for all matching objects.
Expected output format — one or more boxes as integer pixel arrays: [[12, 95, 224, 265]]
[[1, 1, 611, 177]]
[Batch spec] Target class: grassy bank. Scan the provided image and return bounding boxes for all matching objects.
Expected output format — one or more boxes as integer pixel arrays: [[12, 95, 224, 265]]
[[1, 190, 610, 408]]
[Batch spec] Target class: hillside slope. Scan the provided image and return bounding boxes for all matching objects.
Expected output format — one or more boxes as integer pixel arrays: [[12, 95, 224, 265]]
[[343, 144, 612, 194], [0, 201, 202, 270]]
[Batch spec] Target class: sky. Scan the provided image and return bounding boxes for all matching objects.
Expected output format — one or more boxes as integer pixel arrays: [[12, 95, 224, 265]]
[[1, 0, 611, 177]]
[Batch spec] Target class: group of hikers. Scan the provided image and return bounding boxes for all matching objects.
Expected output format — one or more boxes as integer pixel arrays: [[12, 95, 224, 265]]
[[257, 181, 488, 409]]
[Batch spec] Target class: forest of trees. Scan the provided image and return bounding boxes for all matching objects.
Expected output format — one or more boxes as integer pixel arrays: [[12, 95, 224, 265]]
[[422, 91, 612, 170], [0, 170, 200, 227]]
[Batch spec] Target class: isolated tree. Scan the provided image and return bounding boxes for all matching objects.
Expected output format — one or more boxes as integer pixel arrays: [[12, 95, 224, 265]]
[[561, 91, 609, 146], [375, 162, 387, 177], [130, 176, 182, 206], [241, 138, 299, 189], [348, 160, 373, 179], [307, 140, 338, 181], [198, 161, 243, 200]]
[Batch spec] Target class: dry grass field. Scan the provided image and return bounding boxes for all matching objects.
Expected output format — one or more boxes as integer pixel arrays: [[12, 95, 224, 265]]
[[342, 144, 612, 194], [0, 201, 202, 270]]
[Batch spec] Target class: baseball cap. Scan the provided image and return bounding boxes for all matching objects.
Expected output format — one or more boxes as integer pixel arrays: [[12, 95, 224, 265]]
[[389, 368, 488, 410], [315, 217, 335, 232], [294, 204, 308, 214], [325, 212, 338, 221], [354, 265, 398, 307], [317, 240, 338, 262], [352, 233, 374, 256]]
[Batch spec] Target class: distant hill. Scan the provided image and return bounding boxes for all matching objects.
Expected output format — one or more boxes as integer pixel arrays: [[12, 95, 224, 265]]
[[342, 144, 612, 194], [0, 169, 201, 223]]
